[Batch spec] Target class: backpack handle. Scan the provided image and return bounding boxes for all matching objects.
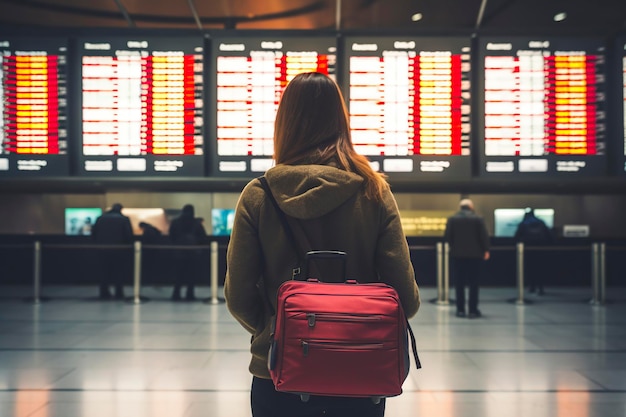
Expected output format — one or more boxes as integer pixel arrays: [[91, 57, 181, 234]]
[[303, 250, 347, 282]]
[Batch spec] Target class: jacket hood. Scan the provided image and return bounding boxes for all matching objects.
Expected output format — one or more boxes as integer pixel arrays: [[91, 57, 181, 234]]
[[264, 164, 364, 219]]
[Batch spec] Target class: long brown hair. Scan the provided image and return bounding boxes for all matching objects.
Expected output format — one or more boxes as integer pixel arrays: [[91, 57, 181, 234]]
[[273, 72, 387, 201]]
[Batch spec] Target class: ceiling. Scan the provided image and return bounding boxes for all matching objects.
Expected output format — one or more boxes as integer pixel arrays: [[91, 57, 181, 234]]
[[0, 0, 625, 35]]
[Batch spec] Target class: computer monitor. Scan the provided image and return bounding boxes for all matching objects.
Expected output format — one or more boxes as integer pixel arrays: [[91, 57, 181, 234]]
[[65, 208, 102, 235], [494, 208, 554, 237], [211, 208, 235, 236]]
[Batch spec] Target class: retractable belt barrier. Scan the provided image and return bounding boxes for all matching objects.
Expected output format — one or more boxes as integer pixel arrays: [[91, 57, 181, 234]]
[[4, 241, 224, 304], [513, 243, 606, 305], [0, 240, 609, 306]]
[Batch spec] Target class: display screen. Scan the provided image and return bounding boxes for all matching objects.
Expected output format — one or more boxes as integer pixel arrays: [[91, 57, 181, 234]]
[[0, 38, 69, 176], [121, 208, 170, 235], [208, 34, 336, 176], [65, 207, 102, 235], [494, 208, 554, 237], [76, 37, 205, 176], [342, 36, 472, 179], [399, 210, 455, 237], [478, 37, 607, 176], [211, 208, 235, 236]]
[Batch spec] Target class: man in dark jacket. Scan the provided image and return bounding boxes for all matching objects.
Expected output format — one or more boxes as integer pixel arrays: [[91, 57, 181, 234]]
[[168, 204, 208, 301], [445, 199, 490, 318], [514, 208, 553, 294], [91, 203, 134, 299]]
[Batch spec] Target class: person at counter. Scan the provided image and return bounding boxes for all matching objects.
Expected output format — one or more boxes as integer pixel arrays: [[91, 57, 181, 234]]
[[444, 198, 490, 319], [514, 208, 553, 295], [91, 203, 134, 300], [139, 221, 162, 242], [168, 204, 208, 301]]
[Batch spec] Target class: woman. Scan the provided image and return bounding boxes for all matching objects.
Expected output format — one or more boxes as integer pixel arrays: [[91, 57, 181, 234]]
[[225, 72, 420, 417]]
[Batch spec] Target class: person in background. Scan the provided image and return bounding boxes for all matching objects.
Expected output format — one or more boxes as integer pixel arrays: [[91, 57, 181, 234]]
[[79, 217, 93, 235], [138, 221, 163, 286], [91, 203, 134, 300], [514, 208, 553, 295], [139, 221, 162, 241], [224, 72, 420, 417], [445, 198, 490, 318], [168, 204, 208, 301]]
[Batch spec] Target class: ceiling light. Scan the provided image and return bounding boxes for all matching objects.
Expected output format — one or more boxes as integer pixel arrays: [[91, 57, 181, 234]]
[[411, 13, 423, 22], [553, 12, 567, 22]]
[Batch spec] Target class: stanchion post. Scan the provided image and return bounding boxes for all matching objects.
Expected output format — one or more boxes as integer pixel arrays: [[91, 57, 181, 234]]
[[435, 242, 444, 304], [590, 242, 599, 305], [515, 242, 526, 305], [443, 242, 450, 304], [210, 241, 220, 304], [133, 241, 142, 304], [599, 242, 606, 304], [33, 240, 42, 304]]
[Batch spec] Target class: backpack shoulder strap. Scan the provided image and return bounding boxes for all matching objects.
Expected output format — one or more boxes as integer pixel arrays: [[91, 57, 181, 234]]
[[407, 321, 421, 369], [258, 176, 304, 279]]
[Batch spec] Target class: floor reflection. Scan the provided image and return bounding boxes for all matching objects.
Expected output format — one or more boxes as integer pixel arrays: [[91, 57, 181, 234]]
[[0, 286, 624, 417]]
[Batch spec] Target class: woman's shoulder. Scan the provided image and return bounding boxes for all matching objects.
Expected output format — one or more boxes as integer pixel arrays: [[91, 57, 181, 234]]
[[241, 177, 265, 198], [237, 178, 267, 212], [378, 185, 401, 210]]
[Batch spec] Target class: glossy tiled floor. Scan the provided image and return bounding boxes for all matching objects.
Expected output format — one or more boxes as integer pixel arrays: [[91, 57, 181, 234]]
[[1, 285, 625, 417]]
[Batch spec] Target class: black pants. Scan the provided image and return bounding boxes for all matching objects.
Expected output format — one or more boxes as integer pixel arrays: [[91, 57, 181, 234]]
[[98, 250, 129, 290], [173, 252, 201, 289], [525, 250, 547, 292], [251, 377, 386, 417], [451, 257, 483, 314]]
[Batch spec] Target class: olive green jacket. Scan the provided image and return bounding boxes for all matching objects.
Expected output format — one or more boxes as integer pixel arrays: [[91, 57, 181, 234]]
[[224, 164, 420, 379]]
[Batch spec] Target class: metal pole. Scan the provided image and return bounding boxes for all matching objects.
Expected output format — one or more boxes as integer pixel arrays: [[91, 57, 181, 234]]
[[335, 0, 342, 30], [590, 242, 599, 305], [599, 242, 606, 304], [475, 0, 489, 30], [516, 242, 525, 305], [443, 242, 450, 304], [133, 241, 142, 304], [436, 242, 444, 304], [33, 240, 42, 304], [210, 241, 220, 304]]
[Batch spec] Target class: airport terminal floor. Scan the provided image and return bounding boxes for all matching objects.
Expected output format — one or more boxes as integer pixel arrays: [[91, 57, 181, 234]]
[[1, 285, 625, 417]]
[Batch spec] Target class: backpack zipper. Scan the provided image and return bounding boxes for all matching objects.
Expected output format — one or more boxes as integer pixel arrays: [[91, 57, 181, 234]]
[[298, 312, 385, 328], [301, 340, 385, 356]]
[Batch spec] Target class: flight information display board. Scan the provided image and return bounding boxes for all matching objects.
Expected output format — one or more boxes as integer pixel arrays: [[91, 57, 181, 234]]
[[477, 37, 607, 177], [76, 36, 204, 176], [342, 36, 472, 179], [208, 35, 336, 176], [0, 37, 69, 176]]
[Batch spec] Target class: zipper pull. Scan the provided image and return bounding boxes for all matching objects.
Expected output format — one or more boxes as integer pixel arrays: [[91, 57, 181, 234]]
[[292, 267, 301, 279], [307, 313, 316, 327], [302, 340, 309, 356]]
